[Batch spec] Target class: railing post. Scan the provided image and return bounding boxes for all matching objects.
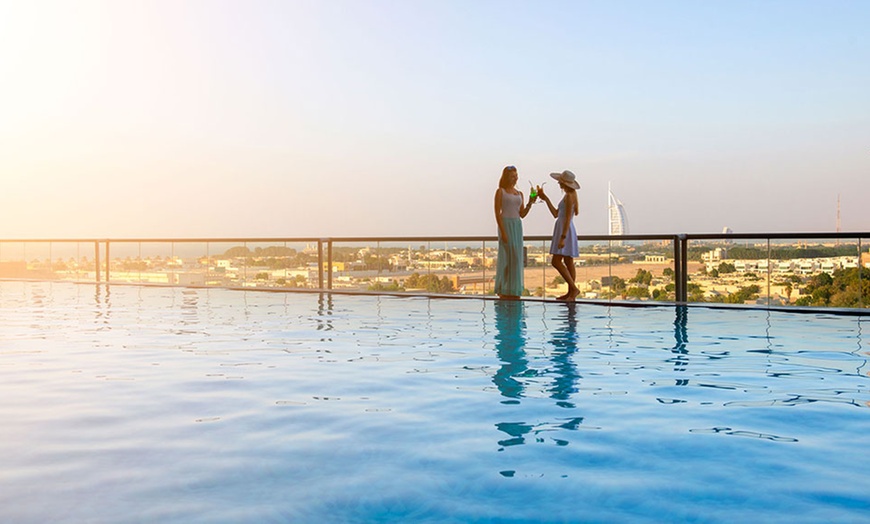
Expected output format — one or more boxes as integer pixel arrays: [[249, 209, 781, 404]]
[[675, 235, 688, 303], [105, 241, 110, 283], [317, 239, 324, 289], [673, 236, 680, 302], [327, 240, 333, 290], [95, 241, 101, 283], [482, 240, 486, 296]]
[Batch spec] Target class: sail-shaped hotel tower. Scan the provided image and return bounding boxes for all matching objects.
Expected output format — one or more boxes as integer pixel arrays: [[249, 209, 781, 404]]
[[608, 183, 629, 237]]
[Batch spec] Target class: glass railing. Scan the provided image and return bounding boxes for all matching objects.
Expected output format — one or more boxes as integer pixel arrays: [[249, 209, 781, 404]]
[[2, 233, 868, 309], [685, 233, 868, 309]]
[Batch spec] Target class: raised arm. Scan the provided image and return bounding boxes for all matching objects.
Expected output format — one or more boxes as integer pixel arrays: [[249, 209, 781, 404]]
[[519, 193, 533, 218], [538, 186, 559, 218]]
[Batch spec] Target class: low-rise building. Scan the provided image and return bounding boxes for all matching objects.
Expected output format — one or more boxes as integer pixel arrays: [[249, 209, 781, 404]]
[[702, 248, 727, 264]]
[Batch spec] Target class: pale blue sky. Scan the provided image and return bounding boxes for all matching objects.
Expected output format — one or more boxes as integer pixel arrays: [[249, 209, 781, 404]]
[[1, 0, 868, 238]]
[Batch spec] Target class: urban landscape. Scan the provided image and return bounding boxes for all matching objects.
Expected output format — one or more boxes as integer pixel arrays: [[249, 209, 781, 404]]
[[2, 236, 868, 308]]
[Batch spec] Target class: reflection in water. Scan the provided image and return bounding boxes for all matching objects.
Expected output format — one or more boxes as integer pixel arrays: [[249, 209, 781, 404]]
[[670, 305, 689, 385], [180, 289, 199, 326], [94, 284, 111, 326], [548, 303, 580, 408], [492, 300, 530, 400], [492, 301, 585, 449], [316, 293, 334, 334], [496, 417, 585, 449], [857, 316, 867, 377]]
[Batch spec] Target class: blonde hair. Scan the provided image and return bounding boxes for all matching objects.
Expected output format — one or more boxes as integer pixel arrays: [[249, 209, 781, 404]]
[[498, 166, 517, 189]]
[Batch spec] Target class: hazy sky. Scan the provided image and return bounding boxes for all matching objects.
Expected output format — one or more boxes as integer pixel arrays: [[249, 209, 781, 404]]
[[1, 0, 868, 239]]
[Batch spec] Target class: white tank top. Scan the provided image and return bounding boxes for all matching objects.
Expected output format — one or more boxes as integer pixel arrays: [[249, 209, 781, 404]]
[[500, 189, 522, 219]]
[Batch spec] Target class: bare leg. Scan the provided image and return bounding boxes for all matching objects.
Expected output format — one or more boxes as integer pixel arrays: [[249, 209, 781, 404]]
[[565, 256, 576, 283], [564, 256, 579, 300], [552, 255, 579, 300]]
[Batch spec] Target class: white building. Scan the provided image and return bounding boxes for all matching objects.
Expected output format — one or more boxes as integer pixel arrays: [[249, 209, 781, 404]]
[[608, 183, 629, 237], [702, 248, 727, 264]]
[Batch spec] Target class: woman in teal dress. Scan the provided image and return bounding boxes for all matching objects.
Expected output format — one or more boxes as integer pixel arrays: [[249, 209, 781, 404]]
[[494, 165, 535, 299]]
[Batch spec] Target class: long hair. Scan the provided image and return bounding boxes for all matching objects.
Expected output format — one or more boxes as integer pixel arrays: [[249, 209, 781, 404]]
[[498, 165, 517, 189]]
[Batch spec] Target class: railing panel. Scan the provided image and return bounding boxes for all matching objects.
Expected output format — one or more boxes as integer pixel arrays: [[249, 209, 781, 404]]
[[768, 236, 855, 308], [201, 242, 241, 287], [329, 240, 380, 292], [686, 235, 867, 308], [523, 239, 547, 298], [0, 241, 92, 282], [48, 242, 93, 282], [228, 241, 314, 289], [118, 241, 174, 285], [439, 239, 489, 296], [368, 240, 443, 294], [104, 241, 140, 284], [572, 239, 618, 301], [600, 238, 678, 303], [136, 241, 207, 287], [13, 242, 53, 280], [0, 242, 26, 279]]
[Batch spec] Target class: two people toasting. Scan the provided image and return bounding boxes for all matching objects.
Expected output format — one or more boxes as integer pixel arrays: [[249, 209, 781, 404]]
[[494, 165, 581, 301]]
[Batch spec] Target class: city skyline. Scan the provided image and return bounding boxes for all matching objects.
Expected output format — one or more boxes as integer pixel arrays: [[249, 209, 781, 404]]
[[1, 1, 868, 239]]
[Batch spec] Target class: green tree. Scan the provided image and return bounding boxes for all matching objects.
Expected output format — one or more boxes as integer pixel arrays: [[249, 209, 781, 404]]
[[795, 268, 870, 307], [402, 273, 455, 293], [652, 288, 671, 301], [724, 284, 760, 304], [626, 286, 649, 299], [223, 246, 251, 258], [609, 276, 626, 292], [718, 262, 736, 274], [630, 269, 653, 286], [687, 283, 704, 302], [368, 281, 403, 292]]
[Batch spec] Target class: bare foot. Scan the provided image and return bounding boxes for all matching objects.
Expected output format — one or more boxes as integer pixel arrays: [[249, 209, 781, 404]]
[[565, 289, 580, 301]]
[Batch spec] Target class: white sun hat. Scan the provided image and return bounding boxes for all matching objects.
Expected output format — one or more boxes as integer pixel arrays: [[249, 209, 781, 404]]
[[549, 170, 580, 189]]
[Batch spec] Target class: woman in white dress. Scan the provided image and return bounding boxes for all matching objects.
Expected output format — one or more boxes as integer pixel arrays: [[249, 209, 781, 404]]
[[538, 170, 580, 301]]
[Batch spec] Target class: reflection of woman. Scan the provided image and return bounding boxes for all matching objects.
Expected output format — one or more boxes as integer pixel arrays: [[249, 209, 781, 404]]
[[494, 165, 535, 299], [492, 300, 529, 399], [538, 170, 580, 301], [548, 302, 580, 407]]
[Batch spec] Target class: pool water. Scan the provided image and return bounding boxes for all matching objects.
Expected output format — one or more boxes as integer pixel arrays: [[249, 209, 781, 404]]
[[0, 281, 868, 523]]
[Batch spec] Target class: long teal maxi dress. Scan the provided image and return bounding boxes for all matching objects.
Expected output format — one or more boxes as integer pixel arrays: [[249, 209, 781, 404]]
[[495, 188, 524, 297]]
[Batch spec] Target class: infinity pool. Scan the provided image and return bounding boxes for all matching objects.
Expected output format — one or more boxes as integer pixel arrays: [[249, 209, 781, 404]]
[[1, 281, 868, 522]]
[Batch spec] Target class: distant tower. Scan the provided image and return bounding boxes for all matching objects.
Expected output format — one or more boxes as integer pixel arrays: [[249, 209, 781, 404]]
[[837, 194, 841, 233], [722, 226, 733, 244], [608, 182, 629, 237]]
